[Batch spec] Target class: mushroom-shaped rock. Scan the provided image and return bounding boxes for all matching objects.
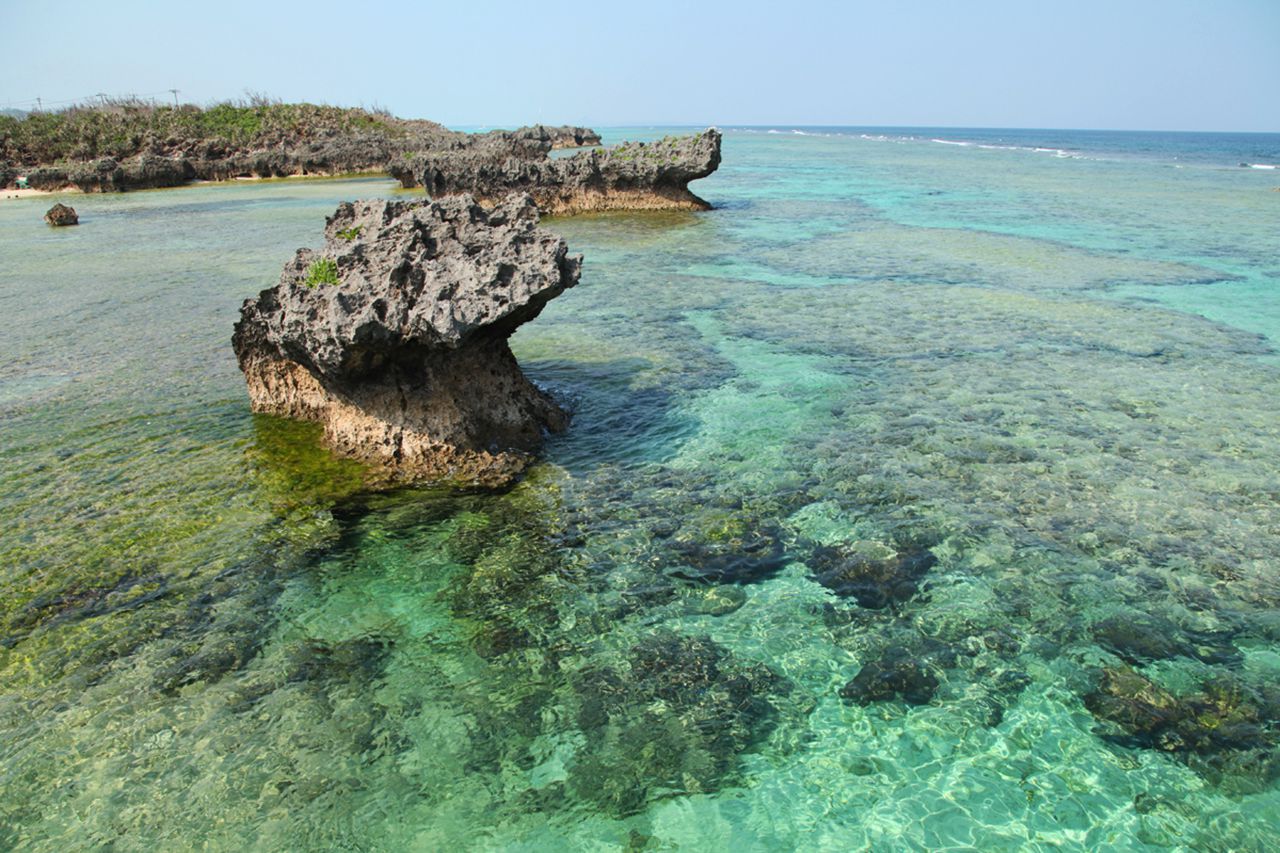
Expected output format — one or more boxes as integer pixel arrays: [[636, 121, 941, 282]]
[[44, 203, 78, 226], [392, 128, 723, 216], [232, 193, 581, 486]]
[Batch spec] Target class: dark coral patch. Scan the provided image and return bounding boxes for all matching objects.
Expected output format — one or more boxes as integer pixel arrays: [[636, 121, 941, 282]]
[[567, 633, 792, 816], [809, 545, 937, 608], [1084, 666, 1280, 790], [1091, 612, 1239, 666], [840, 646, 940, 706], [667, 515, 789, 585]]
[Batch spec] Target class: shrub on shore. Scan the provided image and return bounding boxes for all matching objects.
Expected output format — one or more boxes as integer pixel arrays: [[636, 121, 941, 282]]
[[0, 98, 411, 167]]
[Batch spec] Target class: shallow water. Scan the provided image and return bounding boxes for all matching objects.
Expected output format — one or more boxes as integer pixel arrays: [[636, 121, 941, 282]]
[[2, 130, 1279, 851]]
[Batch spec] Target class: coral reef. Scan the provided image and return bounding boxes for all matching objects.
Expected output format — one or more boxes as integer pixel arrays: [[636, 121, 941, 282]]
[[1085, 666, 1280, 790], [568, 633, 792, 816], [808, 540, 938, 609]]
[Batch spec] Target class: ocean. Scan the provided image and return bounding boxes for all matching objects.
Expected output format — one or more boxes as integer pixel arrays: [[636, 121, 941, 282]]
[[1, 126, 1278, 850]]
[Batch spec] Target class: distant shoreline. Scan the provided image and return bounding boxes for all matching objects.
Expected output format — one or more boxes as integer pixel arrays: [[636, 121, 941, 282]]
[[0, 170, 419, 203], [2, 101, 599, 194]]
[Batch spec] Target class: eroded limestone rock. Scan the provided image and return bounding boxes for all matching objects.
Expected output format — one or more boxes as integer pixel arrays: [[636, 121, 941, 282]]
[[391, 128, 723, 216], [232, 193, 581, 486], [43, 202, 78, 226]]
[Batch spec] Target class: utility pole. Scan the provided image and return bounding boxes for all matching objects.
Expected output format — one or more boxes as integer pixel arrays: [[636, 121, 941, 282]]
[[35, 97, 42, 112], [169, 89, 180, 108]]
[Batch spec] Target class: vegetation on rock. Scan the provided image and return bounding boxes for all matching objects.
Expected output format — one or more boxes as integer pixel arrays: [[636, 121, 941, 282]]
[[303, 258, 339, 287]]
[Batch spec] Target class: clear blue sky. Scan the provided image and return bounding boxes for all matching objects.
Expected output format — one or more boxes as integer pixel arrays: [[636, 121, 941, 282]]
[[3, 0, 1277, 131]]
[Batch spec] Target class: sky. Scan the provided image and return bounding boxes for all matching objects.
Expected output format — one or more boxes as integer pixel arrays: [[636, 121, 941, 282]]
[[3, 0, 1278, 131]]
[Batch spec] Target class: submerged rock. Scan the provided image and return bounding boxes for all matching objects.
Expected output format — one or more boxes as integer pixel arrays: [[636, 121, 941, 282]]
[[284, 635, 392, 685], [689, 584, 748, 616], [1091, 611, 1239, 666], [1084, 666, 1280, 788], [233, 193, 581, 486], [568, 632, 792, 816], [667, 509, 789, 584], [393, 129, 723, 216], [840, 645, 941, 706], [809, 541, 938, 609], [445, 512, 579, 657], [43, 202, 78, 226]]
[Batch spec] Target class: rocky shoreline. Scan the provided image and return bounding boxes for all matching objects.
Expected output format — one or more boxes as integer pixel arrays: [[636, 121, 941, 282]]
[[232, 194, 581, 487], [3, 104, 723, 217], [1, 102, 600, 194]]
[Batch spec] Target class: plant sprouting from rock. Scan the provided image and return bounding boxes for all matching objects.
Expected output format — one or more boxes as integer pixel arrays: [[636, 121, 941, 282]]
[[304, 258, 339, 287]]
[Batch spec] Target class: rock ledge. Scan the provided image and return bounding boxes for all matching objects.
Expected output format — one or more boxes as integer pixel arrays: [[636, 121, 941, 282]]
[[392, 128, 722, 215]]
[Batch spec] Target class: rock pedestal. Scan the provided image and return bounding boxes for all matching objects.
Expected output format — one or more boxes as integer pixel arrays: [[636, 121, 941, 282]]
[[233, 193, 581, 487]]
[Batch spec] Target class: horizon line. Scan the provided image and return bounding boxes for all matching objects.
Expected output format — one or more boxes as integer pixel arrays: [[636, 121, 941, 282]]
[[453, 122, 1280, 135]]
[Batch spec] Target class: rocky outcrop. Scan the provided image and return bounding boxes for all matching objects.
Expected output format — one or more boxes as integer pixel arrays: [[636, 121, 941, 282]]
[[43, 203, 78, 226], [232, 193, 581, 486], [392, 128, 723, 216], [7, 105, 719, 215], [3, 102, 604, 193]]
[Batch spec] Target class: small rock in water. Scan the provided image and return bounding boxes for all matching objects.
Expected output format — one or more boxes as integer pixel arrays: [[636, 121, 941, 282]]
[[44, 203, 78, 226], [626, 829, 655, 852], [233, 194, 581, 486]]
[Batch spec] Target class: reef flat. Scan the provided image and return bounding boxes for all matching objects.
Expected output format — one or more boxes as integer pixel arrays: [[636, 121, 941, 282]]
[[3, 126, 1279, 849]]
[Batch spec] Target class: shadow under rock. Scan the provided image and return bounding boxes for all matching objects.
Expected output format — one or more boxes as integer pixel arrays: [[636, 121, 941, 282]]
[[528, 356, 703, 474]]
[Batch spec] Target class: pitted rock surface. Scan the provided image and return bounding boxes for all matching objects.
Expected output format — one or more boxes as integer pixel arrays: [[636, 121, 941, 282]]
[[233, 193, 581, 486], [43, 202, 78, 226], [391, 128, 722, 215]]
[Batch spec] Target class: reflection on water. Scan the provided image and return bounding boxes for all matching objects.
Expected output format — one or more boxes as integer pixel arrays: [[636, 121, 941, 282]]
[[1, 132, 1279, 850]]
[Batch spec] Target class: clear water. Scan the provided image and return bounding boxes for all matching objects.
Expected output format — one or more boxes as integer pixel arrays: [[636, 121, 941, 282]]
[[1, 128, 1279, 851]]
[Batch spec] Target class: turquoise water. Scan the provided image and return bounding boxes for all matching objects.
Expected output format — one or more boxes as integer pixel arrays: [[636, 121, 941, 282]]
[[1, 129, 1279, 850]]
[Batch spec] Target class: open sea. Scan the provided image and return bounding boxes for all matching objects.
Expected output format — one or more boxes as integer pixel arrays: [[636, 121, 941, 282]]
[[1, 126, 1279, 851]]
